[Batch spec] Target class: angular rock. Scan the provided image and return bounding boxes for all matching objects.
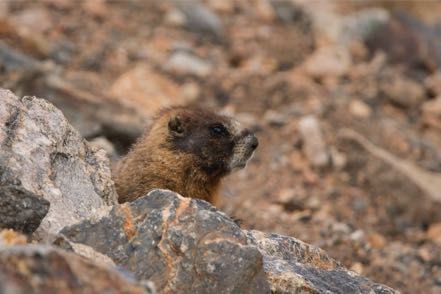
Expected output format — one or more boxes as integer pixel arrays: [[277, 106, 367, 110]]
[[246, 230, 396, 293], [61, 189, 270, 293], [0, 89, 117, 240], [0, 245, 148, 294]]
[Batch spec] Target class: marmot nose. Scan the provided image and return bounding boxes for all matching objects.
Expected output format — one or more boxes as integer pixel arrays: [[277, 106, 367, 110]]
[[250, 135, 259, 150]]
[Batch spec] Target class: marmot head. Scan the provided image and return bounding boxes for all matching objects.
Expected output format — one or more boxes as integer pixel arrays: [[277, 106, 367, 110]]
[[152, 107, 258, 177]]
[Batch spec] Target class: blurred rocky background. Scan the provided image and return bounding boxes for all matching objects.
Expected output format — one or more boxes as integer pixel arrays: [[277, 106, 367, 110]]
[[1, 0, 441, 293]]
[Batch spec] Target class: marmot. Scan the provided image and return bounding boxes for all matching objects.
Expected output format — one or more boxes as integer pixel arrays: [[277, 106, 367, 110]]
[[114, 106, 258, 205]]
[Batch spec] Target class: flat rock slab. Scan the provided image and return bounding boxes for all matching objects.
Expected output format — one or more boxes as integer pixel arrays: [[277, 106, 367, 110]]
[[247, 230, 397, 293], [60, 189, 270, 293], [0, 245, 148, 294], [0, 88, 117, 239]]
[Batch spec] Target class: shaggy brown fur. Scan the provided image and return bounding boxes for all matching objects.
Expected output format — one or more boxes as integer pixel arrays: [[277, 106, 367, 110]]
[[113, 106, 258, 205]]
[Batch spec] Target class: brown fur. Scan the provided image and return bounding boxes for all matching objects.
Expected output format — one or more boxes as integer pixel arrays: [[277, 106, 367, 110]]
[[113, 106, 258, 205]]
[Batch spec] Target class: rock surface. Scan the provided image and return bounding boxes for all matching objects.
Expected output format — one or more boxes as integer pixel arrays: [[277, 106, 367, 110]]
[[0, 245, 148, 294], [61, 189, 395, 293], [246, 230, 396, 294], [0, 88, 117, 239], [60, 189, 270, 293]]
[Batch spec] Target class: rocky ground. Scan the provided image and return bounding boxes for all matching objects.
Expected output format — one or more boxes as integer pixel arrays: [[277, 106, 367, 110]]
[[1, 0, 441, 293]]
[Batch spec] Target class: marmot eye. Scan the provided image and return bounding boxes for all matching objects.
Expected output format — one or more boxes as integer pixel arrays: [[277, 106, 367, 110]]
[[210, 124, 229, 136]]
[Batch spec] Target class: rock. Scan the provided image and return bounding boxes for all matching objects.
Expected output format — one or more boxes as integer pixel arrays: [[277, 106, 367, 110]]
[[0, 229, 27, 246], [0, 186, 49, 234], [425, 71, 441, 96], [11, 7, 53, 34], [303, 45, 352, 79], [349, 99, 372, 118], [165, 51, 213, 77], [54, 234, 116, 268], [0, 245, 149, 293], [173, 0, 223, 39], [340, 8, 390, 44], [89, 136, 118, 161], [380, 71, 426, 108], [60, 190, 270, 293], [269, 0, 310, 25], [263, 109, 286, 127], [365, 11, 441, 71], [427, 222, 441, 246], [164, 8, 186, 27], [298, 115, 329, 168], [108, 64, 188, 118], [246, 230, 396, 293], [422, 96, 441, 130], [81, 0, 108, 18], [0, 89, 117, 240]]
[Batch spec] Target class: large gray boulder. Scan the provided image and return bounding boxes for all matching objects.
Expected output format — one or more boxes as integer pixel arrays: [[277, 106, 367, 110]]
[[61, 189, 396, 294], [60, 189, 270, 293], [0, 88, 117, 239]]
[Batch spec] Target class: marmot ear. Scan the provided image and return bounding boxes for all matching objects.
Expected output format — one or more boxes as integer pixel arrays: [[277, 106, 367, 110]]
[[168, 115, 184, 136]]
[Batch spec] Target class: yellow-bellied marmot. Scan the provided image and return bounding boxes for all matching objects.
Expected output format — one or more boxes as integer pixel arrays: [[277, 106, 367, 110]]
[[114, 106, 258, 205]]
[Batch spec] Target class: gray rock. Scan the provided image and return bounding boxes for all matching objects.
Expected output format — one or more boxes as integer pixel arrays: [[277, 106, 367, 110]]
[[246, 230, 397, 293], [165, 51, 213, 77], [173, 0, 223, 38], [0, 88, 117, 240], [0, 244, 149, 294], [0, 186, 49, 234], [61, 189, 270, 293]]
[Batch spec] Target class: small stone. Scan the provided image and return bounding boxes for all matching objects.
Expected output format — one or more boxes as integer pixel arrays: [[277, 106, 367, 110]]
[[263, 110, 286, 127], [164, 8, 186, 27], [81, 0, 108, 17], [349, 100, 372, 118], [330, 147, 347, 170], [173, 0, 223, 38], [367, 232, 386, 249], [11, 7, 53, 34], [425, 72, 441, 96], [0, 229, 27, 246], [303, 46, 352, 79], [427, 222, 441, 246], [350, 230, 365, 242], [422, 96, 441, 117], [350, 262, 364, 275], [207, 0, 234, 13], [380, 72, 425, 108], [181, 82, 200, 102], [298, 115, 329, 168], [340, 8, 390, 44], [165, 51, 213, 77], [89, 137, 117, 159]]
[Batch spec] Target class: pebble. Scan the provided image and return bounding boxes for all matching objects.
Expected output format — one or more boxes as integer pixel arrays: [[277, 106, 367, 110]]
[[298, 115, 329, 168]]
